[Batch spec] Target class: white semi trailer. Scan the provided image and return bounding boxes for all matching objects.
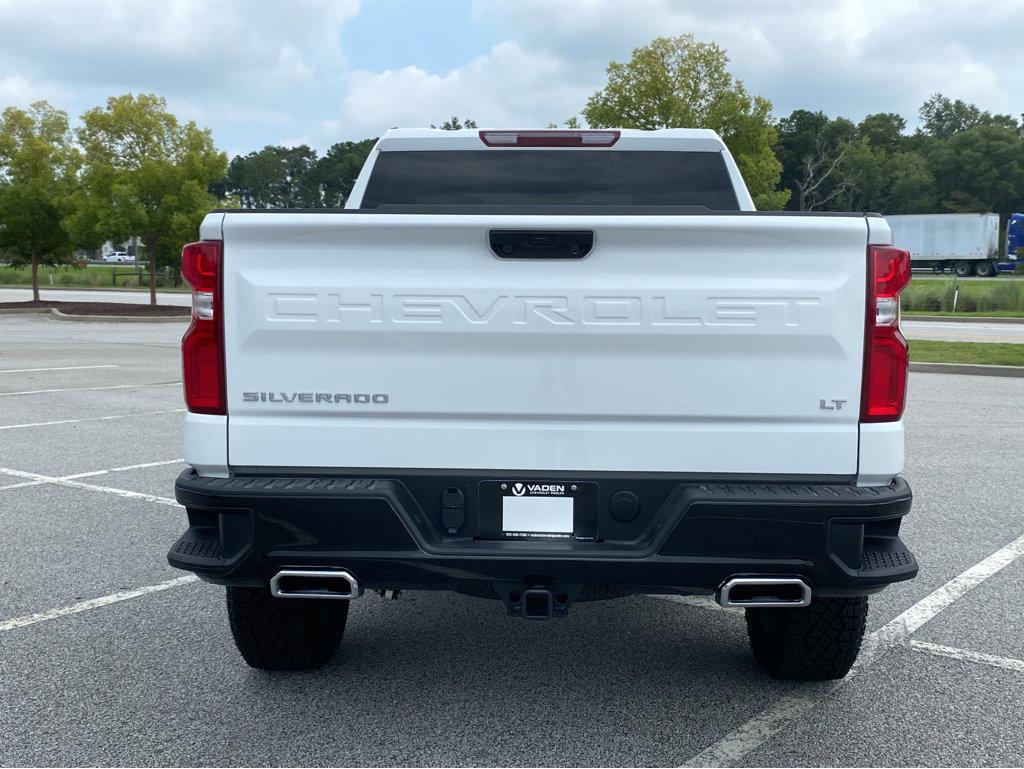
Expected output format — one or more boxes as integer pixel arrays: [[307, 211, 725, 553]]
[[885, 213, 1010, 277]]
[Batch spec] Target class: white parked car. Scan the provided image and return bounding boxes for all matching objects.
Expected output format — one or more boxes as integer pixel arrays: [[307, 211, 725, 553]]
[[102, 252, 133, 263]]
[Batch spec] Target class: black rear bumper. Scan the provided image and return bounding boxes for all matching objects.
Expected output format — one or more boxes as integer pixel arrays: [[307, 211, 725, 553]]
[[169, 470, 916, 599]]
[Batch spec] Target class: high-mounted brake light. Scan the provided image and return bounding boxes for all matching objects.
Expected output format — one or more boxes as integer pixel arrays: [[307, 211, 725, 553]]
[[479, 130, 620, 147], [181, 240, 225, 415], [861, 245, 911, 422]]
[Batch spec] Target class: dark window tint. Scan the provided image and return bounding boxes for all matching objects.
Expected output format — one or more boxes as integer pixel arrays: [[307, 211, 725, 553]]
[[360, 150, 739, 210]]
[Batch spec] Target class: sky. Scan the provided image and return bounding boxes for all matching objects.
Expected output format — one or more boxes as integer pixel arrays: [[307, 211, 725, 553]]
[[1, 0, 1022, 158]]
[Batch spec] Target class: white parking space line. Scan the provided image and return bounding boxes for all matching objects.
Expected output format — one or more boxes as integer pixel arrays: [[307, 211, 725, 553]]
[[681, 528, 1024, 767], [863, 531, 1024, 653], [653, 594, 737, 612], [908, 640, 1024, 674], [57, 477, 183, 507], [0, 364, 119, 375], [0, 408, 185, 431], [0, 480, 47, 492], [0, 465, 182, 507], [0, 575, 199, 633], [63, 458, 184, 479], [0, 381, 181, 397]]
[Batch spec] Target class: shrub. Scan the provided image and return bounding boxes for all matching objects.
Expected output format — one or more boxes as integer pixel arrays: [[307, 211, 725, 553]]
[[978, 281, 1023, 312], [902, 285, 945, 312], [921, 292, 944, 312], [956, 295, 978, 312]]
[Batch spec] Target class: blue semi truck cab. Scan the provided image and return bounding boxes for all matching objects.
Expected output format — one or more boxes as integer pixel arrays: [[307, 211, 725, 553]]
[[1003, 213, 1024, 271]]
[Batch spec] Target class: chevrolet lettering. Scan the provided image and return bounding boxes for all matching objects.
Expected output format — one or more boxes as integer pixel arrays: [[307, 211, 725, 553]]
[[266, 292, 823, 329]]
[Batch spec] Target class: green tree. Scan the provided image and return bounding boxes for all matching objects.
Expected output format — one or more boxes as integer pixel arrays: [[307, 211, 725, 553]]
[[920, 94, 982, 138], [582, 34, 788, 209], [224, 145, 321, 209], [432, 117, 477, 130], [314, 139, 376, 207], [546, 117, 581, 129], [919, 93, 1020, 138], [841, 113, 920, 213], [775, 110, 922, 213], [775, 110, 858, 210], [927, 124, 1024, 215], [857, 113, 907, 153], [0, 101, 80, 302], [68, 93, 226, 304], [222, 148, 279, 208], [880, 151, 937, 214]]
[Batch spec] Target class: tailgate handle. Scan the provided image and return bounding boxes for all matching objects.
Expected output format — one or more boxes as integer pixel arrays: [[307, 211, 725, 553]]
[[489, 230, 593, 259]]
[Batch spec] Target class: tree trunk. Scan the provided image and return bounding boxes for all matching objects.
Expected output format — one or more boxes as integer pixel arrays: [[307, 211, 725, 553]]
[[145, 235, 157, 306], [30, 245, 40, 303]]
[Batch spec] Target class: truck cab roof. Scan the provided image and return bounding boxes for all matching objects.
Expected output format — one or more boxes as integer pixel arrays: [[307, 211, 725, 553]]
[[375, 127, 728, 153]]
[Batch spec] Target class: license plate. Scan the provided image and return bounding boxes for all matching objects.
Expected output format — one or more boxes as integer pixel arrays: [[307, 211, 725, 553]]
[[478, 481, 598, 540]]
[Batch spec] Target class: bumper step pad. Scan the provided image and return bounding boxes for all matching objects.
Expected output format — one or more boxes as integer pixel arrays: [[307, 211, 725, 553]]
[[170, 527, 224, 568]]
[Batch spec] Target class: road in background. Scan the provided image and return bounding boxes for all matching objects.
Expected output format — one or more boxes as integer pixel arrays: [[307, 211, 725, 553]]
[[903, 319, 1024, 343], [0, 311, 1023, 766], [911, 271, 1023, 280], [0, 287, 189, 306]]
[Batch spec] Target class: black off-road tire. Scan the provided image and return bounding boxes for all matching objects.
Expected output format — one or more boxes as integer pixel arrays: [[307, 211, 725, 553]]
[[226, 586, 349, 671], [745, 597, 868, 681]]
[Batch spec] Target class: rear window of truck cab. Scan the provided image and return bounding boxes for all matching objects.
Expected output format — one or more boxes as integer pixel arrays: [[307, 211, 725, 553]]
[[360, 150, 740, 210]]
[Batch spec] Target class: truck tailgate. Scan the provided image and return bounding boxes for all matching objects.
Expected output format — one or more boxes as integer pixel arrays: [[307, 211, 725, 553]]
[[221, 213, 868, 475]]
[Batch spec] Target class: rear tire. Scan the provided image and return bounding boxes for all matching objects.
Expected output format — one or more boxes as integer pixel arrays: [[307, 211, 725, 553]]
[[745, 597, 868, 680], [974, 261, 996, 278], [226, 586, 349, 670], [953, 261, 975, 277]]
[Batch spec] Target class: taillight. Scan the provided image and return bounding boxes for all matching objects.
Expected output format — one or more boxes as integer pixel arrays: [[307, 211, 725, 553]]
[[181, 240, 225, 415], [478, 130, 620, 147], [861, 245, 911, 422]]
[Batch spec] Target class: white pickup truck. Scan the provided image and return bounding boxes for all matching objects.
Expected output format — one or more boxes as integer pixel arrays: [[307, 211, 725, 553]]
[[169, 128, 916, 680]]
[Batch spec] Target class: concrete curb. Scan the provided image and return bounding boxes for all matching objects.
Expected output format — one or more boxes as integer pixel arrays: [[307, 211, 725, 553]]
[[910, 362, 1024, 378], [48, 308, 189, 323], [0, 284, 188, 294], [904, 315, 1024, 324], [0, 307, 50, 315]]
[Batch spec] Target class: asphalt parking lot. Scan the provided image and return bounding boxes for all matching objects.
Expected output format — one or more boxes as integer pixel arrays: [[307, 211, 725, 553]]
[[2, 312, 1023, 767]]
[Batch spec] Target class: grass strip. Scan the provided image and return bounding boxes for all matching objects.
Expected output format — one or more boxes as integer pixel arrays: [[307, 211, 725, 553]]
[[909, 340, 1024, 366]]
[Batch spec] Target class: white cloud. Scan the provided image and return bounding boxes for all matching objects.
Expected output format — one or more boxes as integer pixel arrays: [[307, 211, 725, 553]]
[[456, 0, 1024, 126], [334, 41, 585, 137], [0, 0, 357, 94], [1, 0, 1022, 152], [0, 74, 68, 108], [0, 0, 360, 152]]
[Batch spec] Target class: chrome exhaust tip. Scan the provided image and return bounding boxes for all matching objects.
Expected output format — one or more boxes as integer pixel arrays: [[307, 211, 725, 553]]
[[269, 569, 360, 600], [715, 577, 812, 608]]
